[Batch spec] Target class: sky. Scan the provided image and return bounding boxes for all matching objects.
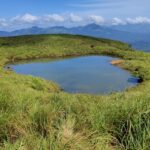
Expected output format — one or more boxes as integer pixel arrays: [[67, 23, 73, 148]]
[[0, 0, 150, 31]]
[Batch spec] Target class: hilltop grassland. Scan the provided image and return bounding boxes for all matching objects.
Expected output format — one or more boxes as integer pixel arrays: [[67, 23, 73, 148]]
[[0, 34, 150, 150]]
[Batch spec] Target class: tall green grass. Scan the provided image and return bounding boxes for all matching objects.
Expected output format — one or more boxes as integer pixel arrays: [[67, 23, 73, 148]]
[[0, 34, 150, 149]]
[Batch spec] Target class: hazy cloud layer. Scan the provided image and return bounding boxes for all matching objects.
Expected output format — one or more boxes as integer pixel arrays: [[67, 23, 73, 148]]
[[0, 18, 8, 27], [89, 15, 105, 24], [69, 14, 83, 22], [1, 13, 150, 30], [11, 14, 39, 23], [126, 17, 150, 24], [44, 14, 65, 23]]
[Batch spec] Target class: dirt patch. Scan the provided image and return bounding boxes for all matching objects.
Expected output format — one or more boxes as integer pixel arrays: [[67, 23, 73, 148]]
[[110, 60, 124, 65]]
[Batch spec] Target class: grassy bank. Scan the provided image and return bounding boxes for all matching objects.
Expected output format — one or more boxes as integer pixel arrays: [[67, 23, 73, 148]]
[[0, 34, 150, 150]]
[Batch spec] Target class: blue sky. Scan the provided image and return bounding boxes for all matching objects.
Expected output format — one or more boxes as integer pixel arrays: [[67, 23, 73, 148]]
[[0, 0, 150, 30]]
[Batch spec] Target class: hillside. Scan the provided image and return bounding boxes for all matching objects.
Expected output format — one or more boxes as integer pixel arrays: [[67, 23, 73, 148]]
[[0, 34, 130, 62], [0, 34, 150, 150], [0, 24, 147, 43], [1, 24, 150, 52]]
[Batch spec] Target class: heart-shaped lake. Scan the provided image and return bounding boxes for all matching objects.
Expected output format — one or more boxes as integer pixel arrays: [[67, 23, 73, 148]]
[[8, 56, 139, 94]]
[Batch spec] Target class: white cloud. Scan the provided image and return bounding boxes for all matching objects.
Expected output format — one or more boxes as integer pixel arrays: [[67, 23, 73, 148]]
[[0, 18, 8, 27], [11, 13, 38, 23], [89, 15, 105, 24], [112, 17, 126, 25], [126, 17, 150, 24], [69, 13, 83, 22], [1, 13, 150, 30], [44, 14, 65, 22]]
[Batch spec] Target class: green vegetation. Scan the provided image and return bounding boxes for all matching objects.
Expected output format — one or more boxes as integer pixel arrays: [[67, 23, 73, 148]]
[[0, 34, 150, 150]]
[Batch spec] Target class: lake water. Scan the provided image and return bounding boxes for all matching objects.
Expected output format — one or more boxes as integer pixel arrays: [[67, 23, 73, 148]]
[[8, 56, 138, 94]]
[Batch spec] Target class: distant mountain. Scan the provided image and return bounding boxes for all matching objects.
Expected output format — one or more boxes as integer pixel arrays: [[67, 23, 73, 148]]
[[0, 31, 9, 36], [0, 26, 70, 37], [10, 26, 44, 36], [110, 24, 150, 34], [131, 41, 150, 52], [67, 24, 150, 42], [1, 23, 150, 52]]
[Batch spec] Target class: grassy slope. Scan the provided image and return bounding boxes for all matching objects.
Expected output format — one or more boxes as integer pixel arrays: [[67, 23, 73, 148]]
[[0, 34, 150, 150]]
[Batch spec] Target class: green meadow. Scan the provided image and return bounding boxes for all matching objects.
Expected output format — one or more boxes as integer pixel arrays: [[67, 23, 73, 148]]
[[0, 34, 150, 150]]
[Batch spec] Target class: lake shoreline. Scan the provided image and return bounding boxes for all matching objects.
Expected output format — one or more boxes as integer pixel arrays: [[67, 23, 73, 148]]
[[0, 34, 150, 149], [9, 56, 139, 94]]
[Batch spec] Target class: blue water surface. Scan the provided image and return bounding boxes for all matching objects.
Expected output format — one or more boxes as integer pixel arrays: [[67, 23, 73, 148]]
[[9, 56, 138, 94]]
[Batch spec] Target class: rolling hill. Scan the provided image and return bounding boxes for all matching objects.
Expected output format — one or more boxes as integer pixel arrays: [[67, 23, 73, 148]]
[[0, 24, 150, 52], [0, 34, 150, 149]]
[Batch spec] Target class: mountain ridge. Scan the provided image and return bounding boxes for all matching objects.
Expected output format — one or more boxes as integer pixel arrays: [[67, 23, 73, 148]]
[[1, 23, 150, 51]]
